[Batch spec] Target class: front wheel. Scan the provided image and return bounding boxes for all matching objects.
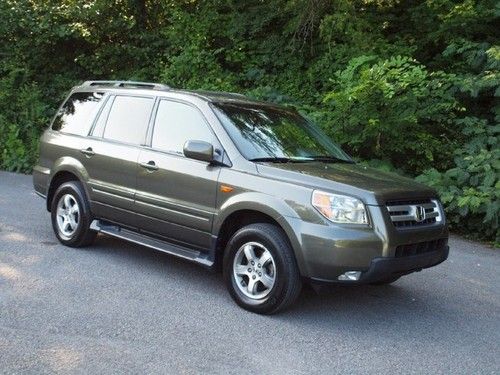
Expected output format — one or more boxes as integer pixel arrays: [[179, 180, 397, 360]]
[[223, 223, 302, 314]]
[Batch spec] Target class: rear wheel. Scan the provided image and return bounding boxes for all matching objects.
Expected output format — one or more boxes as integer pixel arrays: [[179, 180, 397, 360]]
[[223, 223, 302, 314], [51, 181, 96, 247]]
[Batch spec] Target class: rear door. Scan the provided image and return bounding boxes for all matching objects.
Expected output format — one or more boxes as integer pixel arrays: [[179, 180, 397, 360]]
[[135, 99, 222, 251], [83, 94, 155, 227]]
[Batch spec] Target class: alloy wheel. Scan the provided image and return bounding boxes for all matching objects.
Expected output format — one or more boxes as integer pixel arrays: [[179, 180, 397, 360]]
[[233, 241, 276, 299], [56, 194, 80, 238]]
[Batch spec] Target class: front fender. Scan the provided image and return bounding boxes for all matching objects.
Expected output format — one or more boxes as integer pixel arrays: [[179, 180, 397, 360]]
[[214, 191, 298, 231], [214, 192, 308, 275]]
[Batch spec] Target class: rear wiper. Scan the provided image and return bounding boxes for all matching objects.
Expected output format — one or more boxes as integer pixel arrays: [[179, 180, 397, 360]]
[[306, 156, 355, 164]]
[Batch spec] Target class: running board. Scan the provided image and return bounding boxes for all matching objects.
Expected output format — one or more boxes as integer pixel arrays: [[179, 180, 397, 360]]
[[91, 220, 213, 267]]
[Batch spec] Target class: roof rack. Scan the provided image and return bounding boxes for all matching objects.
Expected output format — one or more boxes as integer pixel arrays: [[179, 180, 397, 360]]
[[81, 80, 170, 90]]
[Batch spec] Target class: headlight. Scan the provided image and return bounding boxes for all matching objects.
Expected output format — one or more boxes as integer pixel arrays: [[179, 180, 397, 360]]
[[312, 191, 368, 224]]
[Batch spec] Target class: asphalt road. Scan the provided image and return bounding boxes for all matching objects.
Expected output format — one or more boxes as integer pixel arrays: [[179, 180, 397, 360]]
[[0, 171, 499, 374]]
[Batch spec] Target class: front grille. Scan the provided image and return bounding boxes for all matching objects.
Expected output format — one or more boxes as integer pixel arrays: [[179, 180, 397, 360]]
[[395, 238, 448, 258], [386, 198, 442, 228]]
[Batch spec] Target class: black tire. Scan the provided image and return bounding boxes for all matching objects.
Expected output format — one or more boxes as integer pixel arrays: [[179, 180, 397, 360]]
[[370, 275, 401, 285], [223, 223, 302, 314], [50, 181, 96, 247]]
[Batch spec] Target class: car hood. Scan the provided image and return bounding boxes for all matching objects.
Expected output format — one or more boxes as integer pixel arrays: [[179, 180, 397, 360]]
[[255, 162, 437, 205]]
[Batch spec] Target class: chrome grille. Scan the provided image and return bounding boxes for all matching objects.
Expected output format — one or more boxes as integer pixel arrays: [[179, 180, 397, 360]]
[[386, 199, 442, 228]]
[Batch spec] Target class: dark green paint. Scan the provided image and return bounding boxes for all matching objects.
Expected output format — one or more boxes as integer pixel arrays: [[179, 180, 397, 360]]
[[34, 83, 449, 282]]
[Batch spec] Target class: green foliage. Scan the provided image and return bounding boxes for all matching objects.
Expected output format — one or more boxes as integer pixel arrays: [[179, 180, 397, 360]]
[[393, 116, 499, 244], [416, 24, 500, 243], [0, 66, 49, 172], [0, 0, 498, 241], [417, 117, 499, 242], [322, 55, 460, 174]]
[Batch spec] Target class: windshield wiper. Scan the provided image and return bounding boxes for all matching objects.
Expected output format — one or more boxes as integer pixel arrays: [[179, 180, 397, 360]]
[[305, 155, 355, 164], [249, 157, 293, 163], [249, 156, 354, 164]]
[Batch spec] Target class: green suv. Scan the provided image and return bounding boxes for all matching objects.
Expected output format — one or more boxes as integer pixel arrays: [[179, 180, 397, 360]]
[[34, 80, 449, 314]]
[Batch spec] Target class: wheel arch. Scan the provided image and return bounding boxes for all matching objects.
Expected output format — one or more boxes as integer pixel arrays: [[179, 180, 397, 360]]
[[46, 157, 90, 211], [213, 198, 306, 275]]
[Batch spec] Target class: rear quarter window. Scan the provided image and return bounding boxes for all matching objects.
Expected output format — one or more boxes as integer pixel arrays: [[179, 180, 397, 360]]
[[52, 92, 104, 135]]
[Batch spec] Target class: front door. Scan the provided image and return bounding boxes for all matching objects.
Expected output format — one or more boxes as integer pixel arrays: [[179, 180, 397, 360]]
[[135, 99, 221, 251]]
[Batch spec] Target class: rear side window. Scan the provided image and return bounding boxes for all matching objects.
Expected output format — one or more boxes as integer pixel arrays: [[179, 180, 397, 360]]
[[52, 92, 104, 135], [152, 100, 214, 154], [103, 95, 154, 145]]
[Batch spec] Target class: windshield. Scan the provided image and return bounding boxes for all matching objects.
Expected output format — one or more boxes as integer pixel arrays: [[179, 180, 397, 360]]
[[212, 102, 353, 163]]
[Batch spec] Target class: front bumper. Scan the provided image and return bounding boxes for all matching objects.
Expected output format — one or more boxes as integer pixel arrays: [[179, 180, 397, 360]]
[[309, 245, 449, 285], [281, 204, 449, 282]]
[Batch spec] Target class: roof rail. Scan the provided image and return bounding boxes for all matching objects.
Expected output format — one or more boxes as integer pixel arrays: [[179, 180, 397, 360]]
[[81, 80, 171, 90]]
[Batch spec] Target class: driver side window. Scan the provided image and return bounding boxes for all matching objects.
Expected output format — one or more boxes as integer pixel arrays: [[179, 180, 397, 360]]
[[151, 100, 214, 154]]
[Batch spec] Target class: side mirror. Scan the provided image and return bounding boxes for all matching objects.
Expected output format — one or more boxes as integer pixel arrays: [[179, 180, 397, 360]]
[[183, 140, 215, 163]]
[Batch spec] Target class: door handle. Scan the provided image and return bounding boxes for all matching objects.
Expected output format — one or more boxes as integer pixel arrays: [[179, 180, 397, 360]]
[[80, 147, 95, 157], [139, 161, 159, 171]]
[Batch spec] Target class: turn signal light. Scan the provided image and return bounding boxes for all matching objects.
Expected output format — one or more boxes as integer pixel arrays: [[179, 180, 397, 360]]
[[220, 185, 234, 193]]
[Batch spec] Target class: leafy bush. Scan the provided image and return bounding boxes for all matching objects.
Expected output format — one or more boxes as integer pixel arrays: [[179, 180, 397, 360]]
[[0, 68, 49, 172], [0, 124, 33, 173], [416, 36, 499, 244], [321, 55, 461, 175], [417, 117, 499, 243]]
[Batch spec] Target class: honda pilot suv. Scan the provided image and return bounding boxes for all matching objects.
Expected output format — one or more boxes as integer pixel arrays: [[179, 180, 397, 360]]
[[34, 80, 449, 314]]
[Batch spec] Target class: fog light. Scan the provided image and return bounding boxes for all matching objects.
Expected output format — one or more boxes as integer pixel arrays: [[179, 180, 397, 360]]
[[337, 271, 362, 281]]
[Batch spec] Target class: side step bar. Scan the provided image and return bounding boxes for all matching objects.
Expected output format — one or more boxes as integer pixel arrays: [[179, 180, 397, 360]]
[[91, 220, 213, 267]]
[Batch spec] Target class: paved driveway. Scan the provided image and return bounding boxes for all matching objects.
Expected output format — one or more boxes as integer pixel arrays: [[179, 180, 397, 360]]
[[0, 171, 499, 374]]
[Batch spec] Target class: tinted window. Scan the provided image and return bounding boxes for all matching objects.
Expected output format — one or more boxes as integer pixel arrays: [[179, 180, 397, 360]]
[[52, 92, 103, 135], [103, 96, 154, 145], [152, 100, 214, 154]]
